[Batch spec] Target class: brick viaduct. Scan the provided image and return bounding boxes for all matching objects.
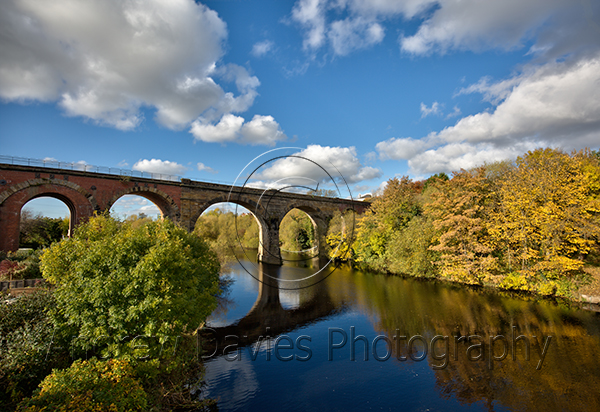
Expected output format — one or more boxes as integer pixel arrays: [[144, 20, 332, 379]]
[[0, 163, 369, 264]]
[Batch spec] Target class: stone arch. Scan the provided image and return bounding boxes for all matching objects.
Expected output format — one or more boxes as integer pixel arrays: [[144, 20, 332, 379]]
[[106, 187, 180, 221], [0, 178, 97, 252], [279, 203, 327, 257]]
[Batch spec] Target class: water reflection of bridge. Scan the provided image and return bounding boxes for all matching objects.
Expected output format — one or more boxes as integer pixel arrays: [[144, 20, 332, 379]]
[[201, 260, 346, 355]]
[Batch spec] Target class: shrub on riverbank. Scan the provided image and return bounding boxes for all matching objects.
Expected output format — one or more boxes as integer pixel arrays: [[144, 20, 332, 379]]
[[0, 289, 70, 408], [1, 215, 222, 410], [18, 358, 148, 412], [41, 214, 221, 358]]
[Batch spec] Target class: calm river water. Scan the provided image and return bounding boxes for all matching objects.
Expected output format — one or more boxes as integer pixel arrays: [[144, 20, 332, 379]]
[[200, 252, 600, 411]]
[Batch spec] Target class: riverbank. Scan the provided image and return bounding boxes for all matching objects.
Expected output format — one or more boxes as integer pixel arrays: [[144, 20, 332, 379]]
[[346, 258, 600, 313]]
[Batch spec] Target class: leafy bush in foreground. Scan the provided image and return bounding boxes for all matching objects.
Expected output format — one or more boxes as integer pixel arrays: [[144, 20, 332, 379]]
[[40, 214, 221, 359], [18, 358, 147, 412]]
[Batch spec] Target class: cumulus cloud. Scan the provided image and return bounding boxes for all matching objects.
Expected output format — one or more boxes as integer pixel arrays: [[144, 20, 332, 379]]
[[111, 195, 161, 218], [190, 114, 287, 146], [133, 159, 188, 176], [0, 0, 285, 144], [376, 137, 431, 161], [255, 145, 382, 185], [0, 0, 227, 129], [377, 54, 600, 175], [251, 40, 274, 57]]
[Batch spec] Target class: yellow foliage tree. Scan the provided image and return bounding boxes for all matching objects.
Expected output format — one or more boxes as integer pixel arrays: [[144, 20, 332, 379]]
[[426, 167, 497, 285], [489, 148, 600, 292]]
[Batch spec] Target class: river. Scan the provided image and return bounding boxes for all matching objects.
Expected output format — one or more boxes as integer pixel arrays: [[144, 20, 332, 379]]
[[200, 252, 600, 411]]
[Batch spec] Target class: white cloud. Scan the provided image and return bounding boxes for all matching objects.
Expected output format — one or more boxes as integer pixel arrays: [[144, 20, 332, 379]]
[[190, 114, 287, 146], [255, 145, 382, 185], [445, 106, 462, 119], [132, 159, 188, 176], [290, 0, 598, 61], [291, 0, 388, 56], [197, 162, 217, 174], [190, 114, 244, 143], [398, 0, 598, 58], [438, 56, 600, 147], [0, 0, 283, 141], [291, 0, 327, 51], [328, 17, 384, 56], [420, 101, 441, 118], [240, 115, 287, 146], [110, 195, 161, 218], [377, 54, 600, 175], [251, 40, 274, 57], [376, 137, 431, 160]]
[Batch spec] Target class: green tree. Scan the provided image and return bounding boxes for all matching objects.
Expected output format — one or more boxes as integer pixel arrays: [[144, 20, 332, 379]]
[[40, 214, 221, 358], [353, 176, 422, 269], [195, 208, 260, 263], [280, 209, 315, 252], [385, 215, 438, 278], [18, 358, 147, 412], [19, 210, 69, 249], [0, 290, 70, 405]]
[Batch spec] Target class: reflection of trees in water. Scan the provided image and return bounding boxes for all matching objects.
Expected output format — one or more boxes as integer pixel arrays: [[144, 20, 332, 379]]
[[325, 266, 600, 411], [211, 274, 237, 322]]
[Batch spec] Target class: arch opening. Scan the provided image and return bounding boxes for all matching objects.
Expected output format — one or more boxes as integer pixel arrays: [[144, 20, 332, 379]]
[[109, 194, 162, 222], [19, 196, 71, 249], [279, 208, 318, 254], [194, 202, 262, 263]]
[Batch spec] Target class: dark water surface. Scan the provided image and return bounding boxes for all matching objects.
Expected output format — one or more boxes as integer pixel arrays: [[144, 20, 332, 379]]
[[201, 252, 600, 411]]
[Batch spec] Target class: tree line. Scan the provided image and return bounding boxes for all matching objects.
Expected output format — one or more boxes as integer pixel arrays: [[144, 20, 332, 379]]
[[335, 148, 600, 297]]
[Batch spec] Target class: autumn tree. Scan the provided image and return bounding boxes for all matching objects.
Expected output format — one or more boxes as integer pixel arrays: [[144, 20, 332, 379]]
[[325, 210, 357, 261], [489, 148, 600, 293], [426, 167, 497, 285]]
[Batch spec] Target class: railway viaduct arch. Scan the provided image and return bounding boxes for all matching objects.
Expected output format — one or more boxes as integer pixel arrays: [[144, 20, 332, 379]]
[[0, 163, 369, 264]]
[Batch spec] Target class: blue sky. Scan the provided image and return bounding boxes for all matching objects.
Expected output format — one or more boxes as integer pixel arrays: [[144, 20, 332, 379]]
[[2, 0, 600, 218]]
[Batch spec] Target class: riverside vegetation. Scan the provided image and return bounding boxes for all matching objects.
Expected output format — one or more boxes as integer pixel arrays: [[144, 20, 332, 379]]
[[1, 215, 221, 411], [343, 148, 600, 299]]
